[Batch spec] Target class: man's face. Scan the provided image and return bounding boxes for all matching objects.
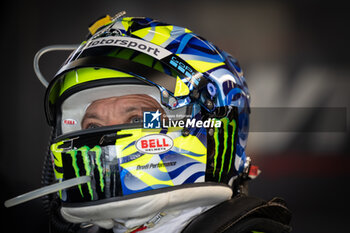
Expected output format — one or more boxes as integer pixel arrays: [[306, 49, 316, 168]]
[[82, 94, 164, 129]]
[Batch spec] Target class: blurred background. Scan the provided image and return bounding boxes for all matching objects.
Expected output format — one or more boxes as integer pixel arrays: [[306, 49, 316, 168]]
[[1, 0, 349, 232]]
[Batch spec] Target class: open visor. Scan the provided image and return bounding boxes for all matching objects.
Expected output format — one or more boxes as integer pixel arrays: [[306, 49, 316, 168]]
[[45, 42, 205, 126], [50, 124, 208, 204], [58, 80, 192, 135]]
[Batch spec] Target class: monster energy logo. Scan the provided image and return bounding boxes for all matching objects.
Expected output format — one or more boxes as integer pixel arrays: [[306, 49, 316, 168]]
[[66, 145, 104, 200], [212, 118, 236, 182]]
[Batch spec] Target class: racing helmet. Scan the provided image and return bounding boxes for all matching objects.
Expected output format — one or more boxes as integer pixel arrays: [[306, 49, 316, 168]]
[[45, 14, 250, 206]]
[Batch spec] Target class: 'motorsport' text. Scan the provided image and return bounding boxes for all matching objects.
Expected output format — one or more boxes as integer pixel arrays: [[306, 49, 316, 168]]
[[85, 36, 171, 59]]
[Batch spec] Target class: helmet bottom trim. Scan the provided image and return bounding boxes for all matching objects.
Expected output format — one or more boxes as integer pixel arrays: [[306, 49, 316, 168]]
[[60, 183, 232, 228], [61, 182, 230, 208]]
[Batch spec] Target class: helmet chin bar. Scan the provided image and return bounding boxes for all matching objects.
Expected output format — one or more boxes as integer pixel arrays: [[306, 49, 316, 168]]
[[48, 122, 211, 203]]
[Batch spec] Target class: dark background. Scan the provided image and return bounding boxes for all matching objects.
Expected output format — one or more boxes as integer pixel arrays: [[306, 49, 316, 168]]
[[1, 0, 349, 232]]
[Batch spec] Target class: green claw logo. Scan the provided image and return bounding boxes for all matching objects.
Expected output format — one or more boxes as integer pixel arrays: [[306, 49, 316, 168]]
[[65, 145, 104, 200]]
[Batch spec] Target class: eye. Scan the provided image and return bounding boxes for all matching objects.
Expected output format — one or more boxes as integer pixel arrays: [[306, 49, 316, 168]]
[[130, 116, 142, 124], [86, 123, 102, 129]]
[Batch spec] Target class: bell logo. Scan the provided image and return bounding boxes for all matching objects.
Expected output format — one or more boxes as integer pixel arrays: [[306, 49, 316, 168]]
[[136, 134, 173, 154], [141, 138, 169, 148]]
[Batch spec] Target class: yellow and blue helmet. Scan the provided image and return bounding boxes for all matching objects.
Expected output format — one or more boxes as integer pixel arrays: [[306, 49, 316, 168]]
[[45, 14, 250, 205]]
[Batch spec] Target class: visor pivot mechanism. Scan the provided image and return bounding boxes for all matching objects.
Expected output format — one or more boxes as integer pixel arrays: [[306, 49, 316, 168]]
[[207, 83, 217, 97]]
